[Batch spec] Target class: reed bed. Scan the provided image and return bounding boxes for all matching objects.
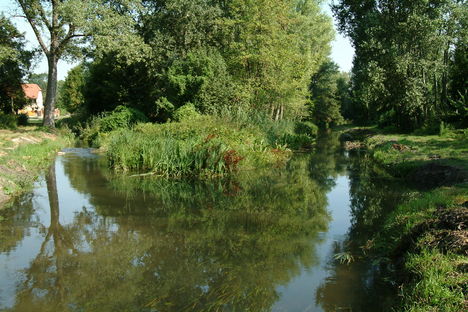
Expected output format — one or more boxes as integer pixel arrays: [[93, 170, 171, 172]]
[[105, 116, 292, 177]]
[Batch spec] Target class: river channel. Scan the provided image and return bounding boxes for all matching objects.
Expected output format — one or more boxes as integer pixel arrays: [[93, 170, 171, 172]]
[[0, 133, 408, 311]]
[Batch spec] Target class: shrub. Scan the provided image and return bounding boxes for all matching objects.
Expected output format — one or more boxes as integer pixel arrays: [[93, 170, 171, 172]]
[[279, 133, 314, 150], [0, 113, 17, 129], [294, 121, 318, 137], [173, 103, 200, 122], [438, 121, 455, 137], [17, 113, 29, 126], [98, 105, 148, 132], [55, 114, 86, 134], [80, 106, 148, 146]]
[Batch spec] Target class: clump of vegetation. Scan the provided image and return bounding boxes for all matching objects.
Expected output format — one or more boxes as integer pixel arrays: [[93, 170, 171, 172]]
[[367, 132, 468, 176], [295, 121, 319, 137], [0, 113, 33, 129], [0, 113, 18, 129], [79, 106, 148, 146], [172, 103, 201, 122], [17, 113, 28, 126], [104, 116, 292, 177]]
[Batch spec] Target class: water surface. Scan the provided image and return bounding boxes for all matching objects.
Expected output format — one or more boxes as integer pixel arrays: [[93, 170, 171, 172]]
[[0, 134, 405, 311]]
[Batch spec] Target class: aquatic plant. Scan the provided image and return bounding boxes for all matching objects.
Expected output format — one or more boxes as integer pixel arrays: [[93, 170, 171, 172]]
[[105, 116, 291, 177]]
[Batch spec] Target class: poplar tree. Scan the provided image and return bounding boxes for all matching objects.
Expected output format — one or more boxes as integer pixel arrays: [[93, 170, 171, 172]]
[[333, 0, 466, 130]]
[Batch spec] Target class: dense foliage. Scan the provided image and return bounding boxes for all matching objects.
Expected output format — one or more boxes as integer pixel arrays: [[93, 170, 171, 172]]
[[333, 0, 468, 131], [69, 0, 334, 122], [59, 65, 87, 114], [0, 16, 31, 115], [308, 60, 347, 128]]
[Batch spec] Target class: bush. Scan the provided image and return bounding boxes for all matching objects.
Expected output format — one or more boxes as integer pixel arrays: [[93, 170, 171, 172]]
[[279, 133, 314, 150], [438, 121, 455, 137], [98, 105, 148, 132], [173, 103, 200, 122], [218, 109, 315, 150], [80, 106, 148, 146], [0, 112, 17, 129], [294, 121, 318, 137], [55, 114, 86, 134], [17, 113, 29, 126]]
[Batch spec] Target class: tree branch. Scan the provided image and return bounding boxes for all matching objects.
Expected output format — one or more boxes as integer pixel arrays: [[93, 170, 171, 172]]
[[51, 0, 59, 51], [57, 24, 89, 55], [17, 1, 49, 55], [36, 3, 52, 31]]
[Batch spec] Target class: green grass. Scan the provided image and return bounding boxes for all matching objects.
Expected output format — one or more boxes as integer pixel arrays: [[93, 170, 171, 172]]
[[0, 128, 72, 203], [403, 250, 466, 312], [103, 116, 295, 177], [340, 125, 468, 311], [371, 185, 468, 312], [374, 186, 466, 252], [367, 133, 468, 171], [339, 125, 468, 171]]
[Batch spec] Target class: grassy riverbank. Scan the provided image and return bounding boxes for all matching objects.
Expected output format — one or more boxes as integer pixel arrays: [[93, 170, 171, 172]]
[[375, 185, 467, 312], [341, 127, 467, 312], [0, 127, 72, 206]]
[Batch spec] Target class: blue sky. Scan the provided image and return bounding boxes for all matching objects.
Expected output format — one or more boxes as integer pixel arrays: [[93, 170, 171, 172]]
[[1, 0, 354, 80]]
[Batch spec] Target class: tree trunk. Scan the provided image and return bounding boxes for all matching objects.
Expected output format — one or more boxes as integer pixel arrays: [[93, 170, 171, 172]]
[[43, 55, 59, 128], [46, 161, 66, 306], [46, 161, 60, 220]]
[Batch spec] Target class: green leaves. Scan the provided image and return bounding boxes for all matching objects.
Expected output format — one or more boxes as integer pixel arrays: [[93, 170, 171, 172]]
[[0, 15, 33, 113], [309, 60, 346, 127], [333, 0, 468, 130]]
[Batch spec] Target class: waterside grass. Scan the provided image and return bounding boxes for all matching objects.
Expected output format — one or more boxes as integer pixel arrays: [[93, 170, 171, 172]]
[[102, 116, 305, 178], [0, 127, 72, 205], [372, 184, 467, 312], [340, 125, 468, 312], [340, 126, 468, 175]]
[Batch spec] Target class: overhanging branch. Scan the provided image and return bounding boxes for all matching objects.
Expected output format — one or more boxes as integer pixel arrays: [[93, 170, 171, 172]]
[[16, 1, 50, 55]]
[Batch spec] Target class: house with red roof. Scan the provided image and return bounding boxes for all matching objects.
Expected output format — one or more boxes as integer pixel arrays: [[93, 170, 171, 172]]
[[19, 84, 44, 117]]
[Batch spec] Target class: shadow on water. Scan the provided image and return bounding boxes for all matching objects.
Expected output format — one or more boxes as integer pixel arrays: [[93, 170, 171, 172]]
[[0, 133, 410, 311]]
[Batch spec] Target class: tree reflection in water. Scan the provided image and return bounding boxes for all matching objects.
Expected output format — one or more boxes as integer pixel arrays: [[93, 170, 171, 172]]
[[0, 134, 406, 312], [315, 148, 412, 311], [2, 151, 332, 312]]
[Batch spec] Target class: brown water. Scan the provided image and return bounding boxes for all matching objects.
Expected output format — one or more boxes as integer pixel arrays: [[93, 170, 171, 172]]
[[0, 134, 406, 311]]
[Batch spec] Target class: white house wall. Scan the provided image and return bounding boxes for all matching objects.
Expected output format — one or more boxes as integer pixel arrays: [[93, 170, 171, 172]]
[[37, 90, 43, 109]]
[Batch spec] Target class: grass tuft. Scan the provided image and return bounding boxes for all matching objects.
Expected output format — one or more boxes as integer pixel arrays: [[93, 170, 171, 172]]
[[103, 116, 299, 177]]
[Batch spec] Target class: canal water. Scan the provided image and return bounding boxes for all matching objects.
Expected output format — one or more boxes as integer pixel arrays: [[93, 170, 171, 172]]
[[0, 134, 406, 311]]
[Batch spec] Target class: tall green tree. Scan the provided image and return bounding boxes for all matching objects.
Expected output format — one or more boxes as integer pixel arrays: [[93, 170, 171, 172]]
[[309, 60, 345, 127], [0, 15, 32, 114], [59, 64, 86, 114], [221, 0, 334, 119], [15, 0, 148, 127], [333, 0, 467, 130], [83, 0, 334, 122]]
